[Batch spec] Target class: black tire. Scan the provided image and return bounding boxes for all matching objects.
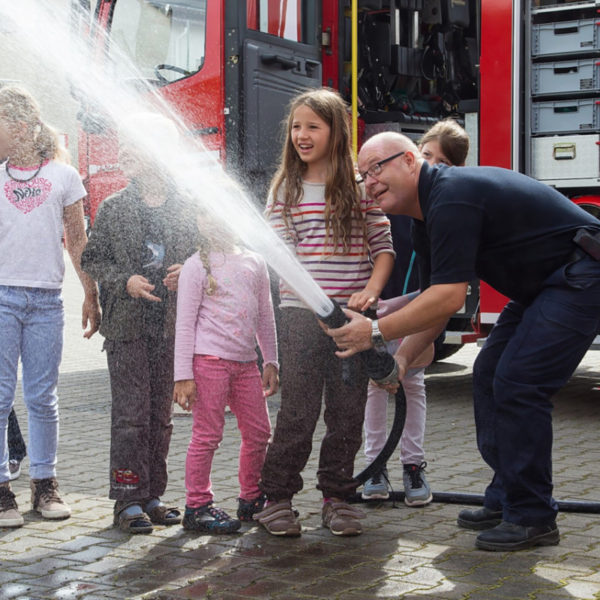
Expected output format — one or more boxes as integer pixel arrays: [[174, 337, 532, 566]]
[[432, 328, 465, 362], [433, 341, 464, 362]]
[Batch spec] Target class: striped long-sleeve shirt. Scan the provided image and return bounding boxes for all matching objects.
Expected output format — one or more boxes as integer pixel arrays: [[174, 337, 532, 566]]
[[266, 180, 395, 308]]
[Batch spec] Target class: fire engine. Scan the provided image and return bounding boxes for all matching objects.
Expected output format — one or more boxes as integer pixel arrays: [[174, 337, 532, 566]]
[[74, 0, 600, 357]]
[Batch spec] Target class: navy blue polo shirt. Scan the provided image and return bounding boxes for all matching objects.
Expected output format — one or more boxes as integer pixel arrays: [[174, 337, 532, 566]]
[[412, 162, 600, 306]]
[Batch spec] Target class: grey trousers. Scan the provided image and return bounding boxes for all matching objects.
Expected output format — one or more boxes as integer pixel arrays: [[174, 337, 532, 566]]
[[104, 336, 174, 502]]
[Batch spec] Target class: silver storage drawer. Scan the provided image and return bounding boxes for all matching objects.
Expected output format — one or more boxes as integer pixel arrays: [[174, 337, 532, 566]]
[[531, 134, 599, 182], [532, 98, 600, 133], [532, 19, 598, 56], [532, 59, 599, 94]]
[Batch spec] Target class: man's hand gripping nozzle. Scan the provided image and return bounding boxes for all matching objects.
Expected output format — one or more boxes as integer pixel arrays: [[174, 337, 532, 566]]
[[319, 299, 398, 385]]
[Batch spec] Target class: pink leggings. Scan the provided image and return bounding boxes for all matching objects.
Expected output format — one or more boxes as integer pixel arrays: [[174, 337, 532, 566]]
[[185, 355, 271, 508]]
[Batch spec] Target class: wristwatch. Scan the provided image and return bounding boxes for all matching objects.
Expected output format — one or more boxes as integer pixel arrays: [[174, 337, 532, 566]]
[[371, 319, 387, 353]]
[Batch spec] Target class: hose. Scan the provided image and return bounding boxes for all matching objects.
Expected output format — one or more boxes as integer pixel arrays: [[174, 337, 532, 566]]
[[318, 301, 600, 515]]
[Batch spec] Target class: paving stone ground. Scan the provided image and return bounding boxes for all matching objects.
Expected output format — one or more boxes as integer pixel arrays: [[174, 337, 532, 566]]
[[1, 256, 600, 600]]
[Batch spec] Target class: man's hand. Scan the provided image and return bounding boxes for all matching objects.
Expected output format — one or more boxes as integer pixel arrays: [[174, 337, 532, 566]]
[[262, 363, 279, 397], [163, 264, 183, 291], [127, 275, 161, 302], [321, 309, 373, 357], [82, 293, 101, 339], [173, 379, 197, 411]]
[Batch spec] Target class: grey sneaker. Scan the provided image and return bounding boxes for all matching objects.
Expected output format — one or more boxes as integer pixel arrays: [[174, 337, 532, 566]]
[[0, 482, 24, 527], [31, 477, 71, 519], [9, 459, 21, 481], [403, 462, 432, 507], [361, 468, 390, 500]]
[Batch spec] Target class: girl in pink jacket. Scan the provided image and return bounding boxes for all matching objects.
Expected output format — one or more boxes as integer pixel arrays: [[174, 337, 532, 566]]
[[173, 216, 279, 533]]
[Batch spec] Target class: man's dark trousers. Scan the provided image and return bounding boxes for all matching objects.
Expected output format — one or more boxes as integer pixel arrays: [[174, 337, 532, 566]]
[[473, 255, 600, 526]]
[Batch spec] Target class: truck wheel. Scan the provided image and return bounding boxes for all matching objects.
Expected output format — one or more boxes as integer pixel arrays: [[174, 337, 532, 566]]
[[433, 341, 464, 362]]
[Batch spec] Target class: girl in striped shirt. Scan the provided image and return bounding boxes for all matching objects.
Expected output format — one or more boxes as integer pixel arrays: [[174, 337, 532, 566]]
[[255, 88, 395, 537]]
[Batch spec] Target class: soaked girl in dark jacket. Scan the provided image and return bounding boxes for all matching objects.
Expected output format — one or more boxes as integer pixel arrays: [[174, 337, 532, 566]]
[[82, 113, 197, 533]]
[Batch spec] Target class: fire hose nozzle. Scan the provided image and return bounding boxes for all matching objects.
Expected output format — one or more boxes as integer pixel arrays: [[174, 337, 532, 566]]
[[371, 359, 399, 387], [319, 299, 348, 330], [318, 299, 398, 384]]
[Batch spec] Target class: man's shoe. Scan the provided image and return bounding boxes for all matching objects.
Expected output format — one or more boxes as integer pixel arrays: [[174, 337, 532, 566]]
[[361, 469, 390, 500], [30, 477, 71, 519], [457, 506, 503, 530], [322, 499, 365, 536], [0, 482, 24, 527], [475, 520, 560, 551], [8, 460, 21, 481], [254, 499, 301, 537], [182, 503, 241, 534], [403, 463, 433, 507]]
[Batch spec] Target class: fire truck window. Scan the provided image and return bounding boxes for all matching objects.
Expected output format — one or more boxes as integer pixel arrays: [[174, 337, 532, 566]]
[[247, 0, 316, 45], [109, 0, 207, 83]]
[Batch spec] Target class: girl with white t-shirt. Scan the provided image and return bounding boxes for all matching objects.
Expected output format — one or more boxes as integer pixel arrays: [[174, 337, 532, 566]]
[[0, 86, 100, 528]]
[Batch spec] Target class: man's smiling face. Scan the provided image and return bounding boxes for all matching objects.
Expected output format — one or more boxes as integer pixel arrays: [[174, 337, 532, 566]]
[[358, 141, 413, 216]]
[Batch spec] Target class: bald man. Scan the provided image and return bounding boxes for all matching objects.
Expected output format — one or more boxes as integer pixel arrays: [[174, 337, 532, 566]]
[[325, 132, 600, 551]]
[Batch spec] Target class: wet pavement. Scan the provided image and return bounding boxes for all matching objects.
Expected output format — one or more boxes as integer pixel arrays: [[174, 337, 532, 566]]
[[2, 256, 600, 600]]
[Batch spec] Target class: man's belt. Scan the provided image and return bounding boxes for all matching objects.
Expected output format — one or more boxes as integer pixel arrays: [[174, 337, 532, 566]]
[[573, 229, 600, 261]]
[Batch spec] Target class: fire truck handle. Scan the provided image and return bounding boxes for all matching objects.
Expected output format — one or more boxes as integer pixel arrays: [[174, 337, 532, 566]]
[[260, 54, 298, 70]]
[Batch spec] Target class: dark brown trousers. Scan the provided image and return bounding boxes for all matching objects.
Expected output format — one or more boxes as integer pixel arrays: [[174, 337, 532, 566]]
[[260, 308, 368, 500], [104, 336, 174, 502]]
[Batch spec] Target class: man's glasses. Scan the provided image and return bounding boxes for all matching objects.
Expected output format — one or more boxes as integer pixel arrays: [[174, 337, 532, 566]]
[[357, 151, 405, 184]]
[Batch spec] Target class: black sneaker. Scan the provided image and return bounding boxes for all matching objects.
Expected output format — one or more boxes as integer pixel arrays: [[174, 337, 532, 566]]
[[237, 494, 266, 522], [457, 506, 503, 531], [182, 503, 241, 534], [475, 520, 559, 551]]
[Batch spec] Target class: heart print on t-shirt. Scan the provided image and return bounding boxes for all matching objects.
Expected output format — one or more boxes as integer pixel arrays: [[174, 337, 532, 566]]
[[4, 177, 52, 214]]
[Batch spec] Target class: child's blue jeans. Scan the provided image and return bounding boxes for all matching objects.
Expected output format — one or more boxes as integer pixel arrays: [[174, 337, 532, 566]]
[[0, 285, 64, 483]]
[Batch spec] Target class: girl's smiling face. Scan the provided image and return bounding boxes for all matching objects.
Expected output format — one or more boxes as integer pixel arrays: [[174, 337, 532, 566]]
[[290, 104, 331, 173]]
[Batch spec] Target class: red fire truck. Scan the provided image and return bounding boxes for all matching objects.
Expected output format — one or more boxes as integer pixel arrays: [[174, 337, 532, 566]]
[[75, 0, 600, 356]]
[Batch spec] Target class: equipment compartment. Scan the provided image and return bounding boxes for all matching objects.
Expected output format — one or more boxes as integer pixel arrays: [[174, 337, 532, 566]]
[[532, 58, 600, 94], [532, 97, 600, 133], [532, 19, 599, 56]]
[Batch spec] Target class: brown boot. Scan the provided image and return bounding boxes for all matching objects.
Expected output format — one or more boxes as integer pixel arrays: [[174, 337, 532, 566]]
[[322, 499, 365, 536], [30, 477, 71, 520], [254, 499, 301, 537]]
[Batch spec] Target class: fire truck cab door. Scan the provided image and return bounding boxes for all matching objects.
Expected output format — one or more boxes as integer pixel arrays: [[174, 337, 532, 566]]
[[240, 1, 322, 192]]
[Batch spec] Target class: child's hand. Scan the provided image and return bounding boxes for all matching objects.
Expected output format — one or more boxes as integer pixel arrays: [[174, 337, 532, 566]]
[[173, 379, 197, 411], [82, 292, 101, 339], [371, 377, 401, 394], [127, 275, 161, 302], [262, 363, 279, 397], [163, 264, 183, 291], [347, 288, 379, 313]]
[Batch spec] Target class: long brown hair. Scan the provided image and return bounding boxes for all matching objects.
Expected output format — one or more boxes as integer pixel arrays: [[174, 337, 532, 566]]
[[0, 86, 70, 164], [269, 88, 364, 254]]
